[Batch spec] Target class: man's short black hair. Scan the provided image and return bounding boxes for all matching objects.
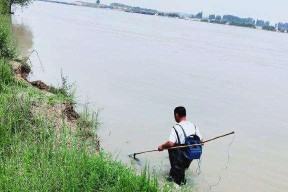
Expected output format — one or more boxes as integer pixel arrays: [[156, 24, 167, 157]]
[[174, 106, 186, 117]]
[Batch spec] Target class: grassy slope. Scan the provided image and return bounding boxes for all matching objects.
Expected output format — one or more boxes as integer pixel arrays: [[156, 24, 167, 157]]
[[0, 8, 167, 191]]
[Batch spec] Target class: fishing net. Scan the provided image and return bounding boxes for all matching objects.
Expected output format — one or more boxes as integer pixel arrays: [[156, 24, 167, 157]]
[[193, 133, 236, 192]]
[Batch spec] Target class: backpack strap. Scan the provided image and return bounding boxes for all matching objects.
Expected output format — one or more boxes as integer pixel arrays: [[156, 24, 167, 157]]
[[176, 124, 188, 139], [174, 123, 198, 143], [172, 126, 181, 144]]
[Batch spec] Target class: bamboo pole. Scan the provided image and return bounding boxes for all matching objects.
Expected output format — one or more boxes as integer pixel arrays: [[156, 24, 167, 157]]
[[130, 131, 235, 159]]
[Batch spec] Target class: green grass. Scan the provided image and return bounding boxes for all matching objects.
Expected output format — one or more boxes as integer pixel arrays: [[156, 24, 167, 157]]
[[0, 63, 161, 191], [0, 16, 17, 59], [0, 59, 162, 191], [0, 13, 165, 192], [0, 59, 16, 90]]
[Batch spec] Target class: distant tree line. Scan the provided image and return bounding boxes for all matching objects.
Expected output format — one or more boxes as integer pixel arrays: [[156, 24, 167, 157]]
[[188, 12, 203, 19], [110, 3, 158, 15], [221, 15, 255, 25], [109, 3, 287, 32], [262, 26, 276, 31], [207, 14, 284, 31]]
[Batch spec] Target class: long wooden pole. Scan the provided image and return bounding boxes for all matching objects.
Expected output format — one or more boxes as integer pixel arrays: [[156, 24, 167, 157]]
[[131, 131, 235, 158]]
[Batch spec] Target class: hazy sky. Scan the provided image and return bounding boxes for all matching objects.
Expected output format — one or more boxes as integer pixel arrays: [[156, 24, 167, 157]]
[[99, 0, 288, 23]]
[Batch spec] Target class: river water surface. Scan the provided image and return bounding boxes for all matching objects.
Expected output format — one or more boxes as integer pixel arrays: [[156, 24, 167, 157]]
[[12, 2, 288, 191]]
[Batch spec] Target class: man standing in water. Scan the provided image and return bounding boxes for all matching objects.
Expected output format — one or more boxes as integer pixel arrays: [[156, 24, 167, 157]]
[[158, 106, 203, 185]]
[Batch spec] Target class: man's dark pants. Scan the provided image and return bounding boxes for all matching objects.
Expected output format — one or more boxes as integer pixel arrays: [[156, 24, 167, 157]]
[[168, 148, 192, 185]]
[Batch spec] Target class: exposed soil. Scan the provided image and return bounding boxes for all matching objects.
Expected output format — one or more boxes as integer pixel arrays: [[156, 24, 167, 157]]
[[64, 102, 80, 120], [31, 101, 78, 134], [11, 60, 100, 152], [11, 61, 29, 81], [30, 80, 50, 91], [11, 61, 49, 90]]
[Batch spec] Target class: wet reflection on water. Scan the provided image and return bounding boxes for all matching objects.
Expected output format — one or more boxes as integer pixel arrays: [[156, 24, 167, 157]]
[[12, 21, 33, 57]]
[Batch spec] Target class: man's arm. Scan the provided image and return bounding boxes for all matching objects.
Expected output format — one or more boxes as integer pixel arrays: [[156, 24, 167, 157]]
[[158, 141, 175, 151]]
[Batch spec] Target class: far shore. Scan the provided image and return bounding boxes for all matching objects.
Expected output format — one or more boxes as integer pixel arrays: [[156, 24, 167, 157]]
[[36, 0, 288, 34]]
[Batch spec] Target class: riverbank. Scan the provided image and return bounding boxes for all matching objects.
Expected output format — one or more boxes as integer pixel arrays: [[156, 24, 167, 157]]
[[0, 5, 165, 191]]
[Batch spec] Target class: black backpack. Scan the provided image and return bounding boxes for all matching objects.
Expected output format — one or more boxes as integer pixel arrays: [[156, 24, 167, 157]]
[[173, 124, 202, 160]]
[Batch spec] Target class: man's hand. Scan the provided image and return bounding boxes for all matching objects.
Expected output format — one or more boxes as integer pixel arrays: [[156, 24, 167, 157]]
[[158, 145, 164, 151], [158, 141, 174, 151]]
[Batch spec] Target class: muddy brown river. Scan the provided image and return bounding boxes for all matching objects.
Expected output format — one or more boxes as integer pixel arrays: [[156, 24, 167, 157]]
[[12, 1, 288, 191]]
